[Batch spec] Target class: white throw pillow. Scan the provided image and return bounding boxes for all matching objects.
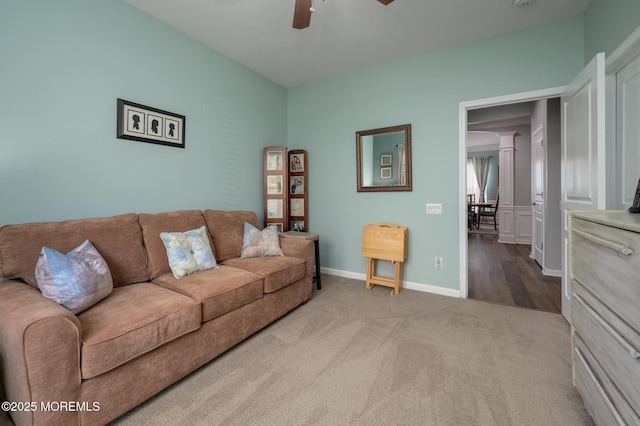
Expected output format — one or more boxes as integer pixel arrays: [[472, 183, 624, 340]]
[[35, 240, 113, 314], [241, 222, 284, 258], [160, 226, 218, 279]]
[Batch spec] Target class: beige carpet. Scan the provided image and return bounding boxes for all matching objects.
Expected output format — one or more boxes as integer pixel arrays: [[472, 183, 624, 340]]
[[1, 275, 593, 425], [111, 275, 591, 426]]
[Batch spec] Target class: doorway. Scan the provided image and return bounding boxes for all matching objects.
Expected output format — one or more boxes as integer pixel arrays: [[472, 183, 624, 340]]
[[459, 87, 564, 298], [467, 232, 562, 313]]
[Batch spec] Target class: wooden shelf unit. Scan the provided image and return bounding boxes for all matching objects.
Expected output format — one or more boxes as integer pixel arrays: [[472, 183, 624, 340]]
[[263, 146, 288, 232], [288, 149, 308, 232], [263, 147, 309, 233]]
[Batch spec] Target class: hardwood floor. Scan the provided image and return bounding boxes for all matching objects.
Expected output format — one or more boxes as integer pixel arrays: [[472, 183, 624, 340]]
[[468, 233, 561, 314]]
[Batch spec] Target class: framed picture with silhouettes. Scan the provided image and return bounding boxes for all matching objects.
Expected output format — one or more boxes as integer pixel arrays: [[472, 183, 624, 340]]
[[117, 99, 185, 148]]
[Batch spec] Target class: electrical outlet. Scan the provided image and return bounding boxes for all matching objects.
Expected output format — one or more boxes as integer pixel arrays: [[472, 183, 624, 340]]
[[435, 257, 443, 269], [426, 203, 442, 214]]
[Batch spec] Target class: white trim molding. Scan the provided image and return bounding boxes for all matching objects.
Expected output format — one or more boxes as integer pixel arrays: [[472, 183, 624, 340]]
[[459, 86, 566, 299], [514, 206, 532, 244], [605, 24, 640, 209], [543, 267, 562, 278], [320, 267, 461, 298], [606, 24, 640, 74], [497, 205, 531, 244]]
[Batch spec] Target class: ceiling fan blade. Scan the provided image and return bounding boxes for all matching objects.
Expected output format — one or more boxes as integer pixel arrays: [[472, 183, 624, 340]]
[[293, 0, 312, 29], [378, 0, 394, 4]]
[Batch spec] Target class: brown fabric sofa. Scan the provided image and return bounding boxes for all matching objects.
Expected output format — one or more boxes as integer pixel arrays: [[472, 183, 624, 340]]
[[0, 209, 314, 426]]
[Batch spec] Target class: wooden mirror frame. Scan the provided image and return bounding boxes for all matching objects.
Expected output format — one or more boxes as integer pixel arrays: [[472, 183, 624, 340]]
[[356, 124, 412, 192]]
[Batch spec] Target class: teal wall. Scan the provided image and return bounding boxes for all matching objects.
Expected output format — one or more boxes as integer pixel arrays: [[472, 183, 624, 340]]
[[0, 0, 287, 226], [584, 0, 640, 61], [288, 17, 585, 291], [6, 0, 638, 294]]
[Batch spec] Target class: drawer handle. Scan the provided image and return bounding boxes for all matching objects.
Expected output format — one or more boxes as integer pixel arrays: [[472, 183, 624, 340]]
[[573, 229, 634, 256], [574, 294, 640, 359]]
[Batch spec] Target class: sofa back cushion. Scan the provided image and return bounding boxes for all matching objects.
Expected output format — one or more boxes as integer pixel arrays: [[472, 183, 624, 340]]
[[138, 210, 209, 279], [0, 213, 149, 288], [203, 210, 260, 262]]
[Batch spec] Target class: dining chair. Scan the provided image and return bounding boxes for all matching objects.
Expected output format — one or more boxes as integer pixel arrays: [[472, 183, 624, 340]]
[[467, 194, 477, 230], [478, 194, 499, 230]]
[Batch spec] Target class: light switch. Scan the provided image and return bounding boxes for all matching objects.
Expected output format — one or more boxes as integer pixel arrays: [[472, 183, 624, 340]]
[[426, 203, 442, 214]]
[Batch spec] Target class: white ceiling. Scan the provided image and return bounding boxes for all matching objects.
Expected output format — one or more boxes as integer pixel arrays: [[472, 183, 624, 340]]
[[124, 0, 590, 88]]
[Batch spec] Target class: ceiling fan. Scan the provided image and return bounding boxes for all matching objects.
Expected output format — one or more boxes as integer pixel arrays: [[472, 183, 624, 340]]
[[293, 0, 395, 30]]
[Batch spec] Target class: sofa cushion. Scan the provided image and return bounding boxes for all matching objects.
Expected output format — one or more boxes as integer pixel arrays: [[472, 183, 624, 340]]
[[222, 256, 305, 294], [78, 282, 200, 379], [203, 210, 260, 263], [139, 210, 208, 279], [160, 226, 218, 278], [35, 240, 113, 314], [0, 213, 149, 288], [241, 222, 284, 258], [153, 265, 263, 322]]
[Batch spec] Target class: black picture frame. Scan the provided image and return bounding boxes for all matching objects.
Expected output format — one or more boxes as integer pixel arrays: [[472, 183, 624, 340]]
[[117, 99, 185, 148]]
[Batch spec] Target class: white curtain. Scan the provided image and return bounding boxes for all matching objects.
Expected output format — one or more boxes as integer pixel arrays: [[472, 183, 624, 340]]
[[397, 144, 406, 185], [471, 156, 490, 202], [467, 159, 480, 201]]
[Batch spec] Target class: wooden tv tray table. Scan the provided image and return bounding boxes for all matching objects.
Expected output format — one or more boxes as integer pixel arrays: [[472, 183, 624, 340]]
[[362, 222, 408, 295]]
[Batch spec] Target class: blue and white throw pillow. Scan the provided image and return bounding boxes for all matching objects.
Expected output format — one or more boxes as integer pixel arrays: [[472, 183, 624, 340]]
[[241, 222, 284, 258], [35, 240, 113, 314], [160, 226, 218, 279]]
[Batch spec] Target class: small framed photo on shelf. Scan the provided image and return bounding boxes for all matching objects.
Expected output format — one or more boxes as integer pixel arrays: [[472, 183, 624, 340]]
[[291, 221, 305, 232], [266, 199, 283, 219], [267, 223, 283, 233], [380, 167, 392, 179], [266, 175, 283, 195], [380, 154, 392, 166], [266, 151, 283, 171], [290, 176, 305, 194], [117, 99, 185, 148], [290, 153, 305, 172], [290, 198, 305, 217]]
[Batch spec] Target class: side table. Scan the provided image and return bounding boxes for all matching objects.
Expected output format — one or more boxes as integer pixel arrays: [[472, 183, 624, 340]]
[[279, 231, 321, 290]]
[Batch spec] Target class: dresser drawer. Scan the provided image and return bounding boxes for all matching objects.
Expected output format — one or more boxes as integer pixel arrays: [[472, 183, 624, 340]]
[[570, 218, 640, 333], [573, 280, 640, 366], [572, 292, 640, 417], [573, 334, 637, 425]]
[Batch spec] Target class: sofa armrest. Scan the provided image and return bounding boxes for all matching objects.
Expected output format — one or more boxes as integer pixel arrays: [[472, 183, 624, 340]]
[[279, 238, 314, 301], [0, 281, 82, 426]]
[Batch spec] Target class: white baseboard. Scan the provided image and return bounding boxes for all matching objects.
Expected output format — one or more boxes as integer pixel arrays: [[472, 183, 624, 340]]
[[320, 267, 362, 280], [320, 267, 461, 298], [526, 256, 562, 278], [543, 268, 562, 278]]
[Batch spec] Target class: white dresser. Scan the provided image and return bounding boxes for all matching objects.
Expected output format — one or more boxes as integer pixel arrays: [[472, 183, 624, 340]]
[[569, 211, 640, 425]]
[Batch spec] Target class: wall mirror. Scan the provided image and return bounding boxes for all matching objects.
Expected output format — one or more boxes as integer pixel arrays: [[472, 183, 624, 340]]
[[356, 124, 412, 192]]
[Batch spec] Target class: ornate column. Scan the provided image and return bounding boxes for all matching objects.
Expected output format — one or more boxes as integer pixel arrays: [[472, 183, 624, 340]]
[[498, 132, 516, 243]]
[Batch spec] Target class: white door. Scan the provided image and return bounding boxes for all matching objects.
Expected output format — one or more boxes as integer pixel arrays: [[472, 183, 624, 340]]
[[532, 125, 544, 266], [617, 52, 640, 208], [560, 52, 607, 322]]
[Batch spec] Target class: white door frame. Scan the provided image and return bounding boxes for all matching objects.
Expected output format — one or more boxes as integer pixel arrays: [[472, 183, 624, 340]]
[[560, 53, 607, 321], [459, 25, 640, 300], [459, 87, 565, 298], [531, 123, 545, 267], [606, 25, 640, 209]]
